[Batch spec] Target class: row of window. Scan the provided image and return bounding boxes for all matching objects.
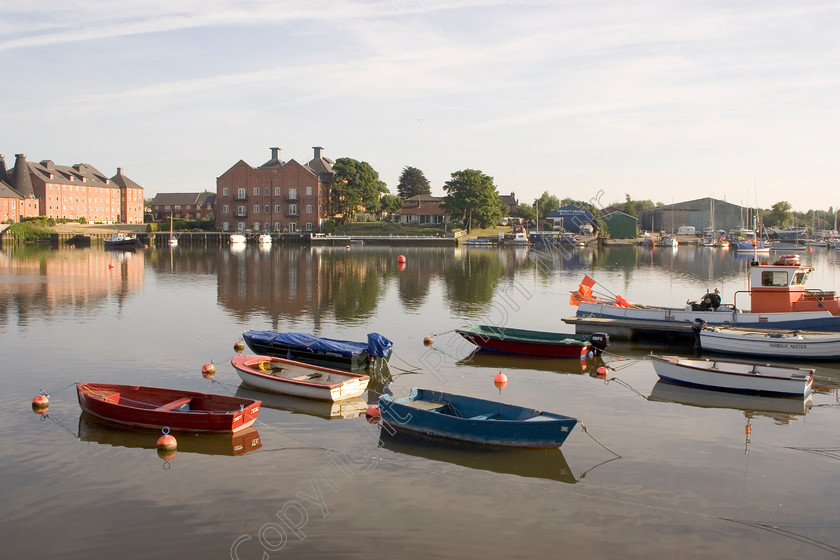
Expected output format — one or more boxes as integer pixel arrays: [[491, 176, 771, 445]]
[[220, 204, 312, 215], [221, 187, 314, 198], [221, 222, 313, 232]]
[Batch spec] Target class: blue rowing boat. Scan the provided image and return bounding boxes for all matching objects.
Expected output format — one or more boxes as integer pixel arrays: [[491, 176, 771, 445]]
[[378, 388, 578, 448]]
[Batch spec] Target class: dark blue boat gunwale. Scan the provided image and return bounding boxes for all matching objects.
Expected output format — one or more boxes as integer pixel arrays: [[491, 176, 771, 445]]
[[378, 388, 577, 448]]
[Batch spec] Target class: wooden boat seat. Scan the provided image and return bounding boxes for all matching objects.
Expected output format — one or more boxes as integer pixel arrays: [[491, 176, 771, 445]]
[[291, 373, 322, 381], [402, 400, 447, 412], [154, 397, 192, 411]]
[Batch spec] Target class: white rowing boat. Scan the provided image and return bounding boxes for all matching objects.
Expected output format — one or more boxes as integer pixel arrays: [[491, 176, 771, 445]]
[[650, 355, 813, 397], [697, 325, 840, 359], [231, 354, 369, 401]]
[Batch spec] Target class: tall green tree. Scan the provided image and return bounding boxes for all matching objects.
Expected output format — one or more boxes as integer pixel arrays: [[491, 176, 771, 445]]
[[442, 169, 502, 229], [533, 191, 560, 219], [330, 158, 387, 223], [396, 166, 431, 199], [768, 201, 792, 229]]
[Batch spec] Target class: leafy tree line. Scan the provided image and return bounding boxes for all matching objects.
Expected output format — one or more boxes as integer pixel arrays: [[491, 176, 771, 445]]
[[323, 158, 837, 231]]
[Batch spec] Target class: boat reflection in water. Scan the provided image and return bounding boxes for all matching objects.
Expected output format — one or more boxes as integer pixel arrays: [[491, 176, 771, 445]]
[[78, 413, 262, 456], [234, 387, 368, 420], [377, 428, 577, 484], [648, 380, 812, 422], [458, 350, 606, 376]]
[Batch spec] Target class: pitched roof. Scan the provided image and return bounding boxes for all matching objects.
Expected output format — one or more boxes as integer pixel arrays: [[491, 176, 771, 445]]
[[28, 159, 114, 189], [109, 168, 143, 190], [151, 192, 214, 206], [400, 194, 447, 215], [0, 180, 23, 199]]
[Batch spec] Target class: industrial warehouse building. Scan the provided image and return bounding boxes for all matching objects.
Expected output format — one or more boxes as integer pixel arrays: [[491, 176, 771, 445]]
[[638, 197, 751, 234]]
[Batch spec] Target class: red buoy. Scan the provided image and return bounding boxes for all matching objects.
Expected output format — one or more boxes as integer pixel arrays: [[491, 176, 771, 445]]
[[494, 371, 508, 390], [397, 255, 406, 263], [596, 366, 608, 378], [423, 336, 433, 347], [157, 427, 177, 451], [202, 363, 216, 379], [366, 405, 381, 417], [233, 341, 245, 353], [108, 263, 114, 269], [32, 392, 49, 414]]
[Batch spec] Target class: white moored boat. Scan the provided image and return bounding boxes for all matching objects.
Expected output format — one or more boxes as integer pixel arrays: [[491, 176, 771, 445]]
[[231, 354, 370, 401], [566, 254, 840, 339], [697, 325, 840, 360], [650, 355, 814, 397]]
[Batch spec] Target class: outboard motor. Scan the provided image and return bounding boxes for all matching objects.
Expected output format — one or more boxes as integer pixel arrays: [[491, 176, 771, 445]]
[[588, 332, 609, 355], [691, 318, 707, 349]]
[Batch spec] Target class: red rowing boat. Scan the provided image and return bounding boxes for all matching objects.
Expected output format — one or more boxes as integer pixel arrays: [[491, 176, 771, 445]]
[[76, 382, 261, 433]]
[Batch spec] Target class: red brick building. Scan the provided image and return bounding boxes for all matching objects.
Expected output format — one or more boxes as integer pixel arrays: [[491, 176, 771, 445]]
[[0, 153, 144, 224], [215, 146, 334, 233], [150, 192, 216, 220]]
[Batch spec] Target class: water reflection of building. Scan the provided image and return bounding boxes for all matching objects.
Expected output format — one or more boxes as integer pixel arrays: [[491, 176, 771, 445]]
[[0, 247, 144, 325]]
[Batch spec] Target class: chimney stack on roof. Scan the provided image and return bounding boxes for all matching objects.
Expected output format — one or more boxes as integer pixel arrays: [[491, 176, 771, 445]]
[[313, 146, 323, 159], [270, 147, 282, 162], [12, 154, 35, 198]]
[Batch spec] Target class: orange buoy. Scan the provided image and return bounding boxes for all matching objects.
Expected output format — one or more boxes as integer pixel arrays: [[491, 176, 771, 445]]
[[157, 448, 177, 461], [494, 371, 508, 390], [423, 336, 433, 347], [233, 340, 245, 353], [157, 427, 177, 451], [32, 392, 49, 414], [397, 255, 406, 263], [366, 405, 381, 417], [201, 362, 216, 379], [745, 425, 751, 435], [596, 366, 608, 378]]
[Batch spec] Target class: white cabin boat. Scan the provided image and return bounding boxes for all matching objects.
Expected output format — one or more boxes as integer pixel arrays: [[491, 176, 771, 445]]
[[650, 355, 814, 397], [230, 233, 247, 244], [566, 254, 840, 338]]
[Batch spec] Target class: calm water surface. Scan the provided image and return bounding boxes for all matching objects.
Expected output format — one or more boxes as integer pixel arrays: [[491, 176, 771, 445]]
[[2, 241, 839, 559]]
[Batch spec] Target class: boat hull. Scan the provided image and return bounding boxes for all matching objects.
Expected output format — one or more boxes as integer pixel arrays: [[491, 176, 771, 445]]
[[231, 355, 370, 401], [456, 325, 605, 358], [76, 383, 261, 433], [378, 388, 578, 448], [572, 301, 840, 337], [650, 356, 813, 397], [699, 327, 840, 359]]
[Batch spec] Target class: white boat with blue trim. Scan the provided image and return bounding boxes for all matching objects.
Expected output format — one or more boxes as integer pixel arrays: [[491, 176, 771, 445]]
[[650, 355, 814, 397]]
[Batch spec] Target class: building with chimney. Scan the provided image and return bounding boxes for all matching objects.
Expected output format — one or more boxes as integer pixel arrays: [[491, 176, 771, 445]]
[[0, 153, 143, 224], [215, 146, 334, 233], [0, 154, 40, 222]]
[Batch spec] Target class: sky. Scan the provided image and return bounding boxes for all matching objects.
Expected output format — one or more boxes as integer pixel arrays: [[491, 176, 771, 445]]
[[2, 0, 838, 212]]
